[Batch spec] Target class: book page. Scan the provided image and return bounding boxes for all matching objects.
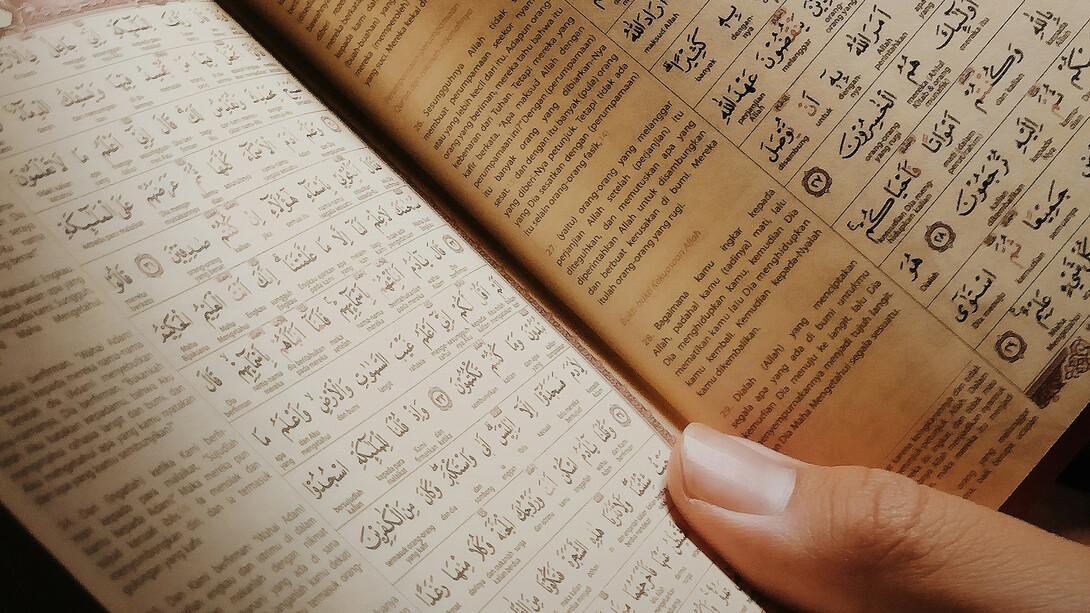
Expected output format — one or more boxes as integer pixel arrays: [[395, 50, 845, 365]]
[[0, 2, 753, 611], [244, 0, 1090, 507]]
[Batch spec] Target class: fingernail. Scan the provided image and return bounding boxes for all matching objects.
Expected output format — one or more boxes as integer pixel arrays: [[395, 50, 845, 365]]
[[681, 424, 796, 515]]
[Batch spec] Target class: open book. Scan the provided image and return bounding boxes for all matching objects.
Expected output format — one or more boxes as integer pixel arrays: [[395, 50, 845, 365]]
[[1, 0, 1088, 609]]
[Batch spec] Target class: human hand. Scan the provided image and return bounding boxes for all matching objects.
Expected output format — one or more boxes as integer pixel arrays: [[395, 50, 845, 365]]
[[666, 423, 1090, 612]]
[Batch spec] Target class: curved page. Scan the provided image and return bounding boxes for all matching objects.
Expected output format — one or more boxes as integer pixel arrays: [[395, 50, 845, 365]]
[[245, 0, 1090, 508], [0, 2, 747, 611]]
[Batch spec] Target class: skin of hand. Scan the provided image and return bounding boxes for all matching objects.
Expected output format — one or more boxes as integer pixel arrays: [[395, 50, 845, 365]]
[[666, 423, 1090, 613]]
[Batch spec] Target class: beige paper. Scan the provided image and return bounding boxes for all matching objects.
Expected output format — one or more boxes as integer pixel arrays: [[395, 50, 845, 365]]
[[0, 2, 747, 610], [245, 0, 1090, 508]]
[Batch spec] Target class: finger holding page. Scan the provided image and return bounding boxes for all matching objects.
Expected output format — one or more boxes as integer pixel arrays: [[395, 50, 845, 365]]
[[666, 423, 1090, 613]]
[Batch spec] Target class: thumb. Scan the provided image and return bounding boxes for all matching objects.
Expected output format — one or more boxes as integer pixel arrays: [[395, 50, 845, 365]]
[[667, 423, 1090, 613]]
